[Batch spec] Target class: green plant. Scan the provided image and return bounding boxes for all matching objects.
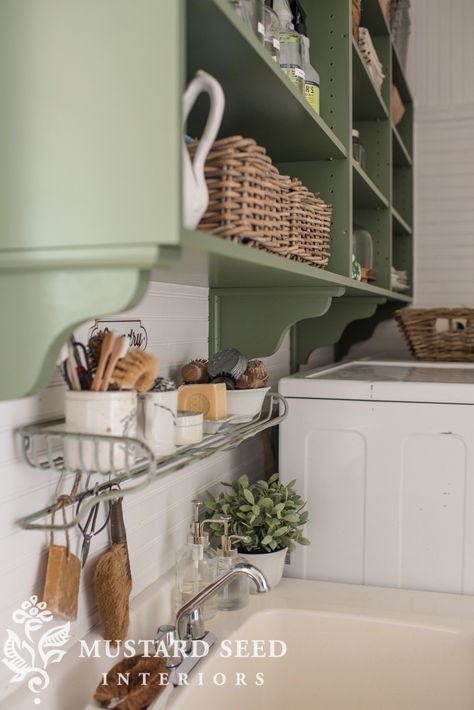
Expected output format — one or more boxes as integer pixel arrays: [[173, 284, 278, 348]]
[[204, 473, 310, 553]]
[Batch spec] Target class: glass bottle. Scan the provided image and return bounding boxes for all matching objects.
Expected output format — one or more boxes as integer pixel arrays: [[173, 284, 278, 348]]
[[216, 518, 250, 611], [273, 0, 305, 94], [228, 0, 265, 43], [175, 501, 225, 621], [302, 36, 320, 114], [263, 5, 281, 63]]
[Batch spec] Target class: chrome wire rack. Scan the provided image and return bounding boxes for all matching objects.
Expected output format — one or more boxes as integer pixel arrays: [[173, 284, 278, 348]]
[[17, 392, 288, 531]]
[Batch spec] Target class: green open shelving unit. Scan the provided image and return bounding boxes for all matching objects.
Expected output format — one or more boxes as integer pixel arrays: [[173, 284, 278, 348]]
[[183, 0, 414, 366], [0, 0, 414, 399]]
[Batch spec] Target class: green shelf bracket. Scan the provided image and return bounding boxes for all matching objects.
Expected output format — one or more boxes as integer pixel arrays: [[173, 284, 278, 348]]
[[334, 301, 404, 361], [0, 267, 150, 401], [209, 287, 345, 359], [291, 296, 386, 371]]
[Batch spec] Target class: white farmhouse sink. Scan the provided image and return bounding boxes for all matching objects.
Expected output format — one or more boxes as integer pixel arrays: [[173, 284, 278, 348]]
[[7, 577, 474, 710], [163, 579, 474, 710]]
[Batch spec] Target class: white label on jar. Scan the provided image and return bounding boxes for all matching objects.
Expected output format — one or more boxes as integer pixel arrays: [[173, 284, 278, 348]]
[[294, 67, 305, 79], [273, 38, 281, 50], [257, 22, 265, 36]]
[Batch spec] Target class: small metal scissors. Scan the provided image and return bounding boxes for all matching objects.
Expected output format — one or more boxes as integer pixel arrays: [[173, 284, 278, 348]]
[[77, 486, 112, 566]]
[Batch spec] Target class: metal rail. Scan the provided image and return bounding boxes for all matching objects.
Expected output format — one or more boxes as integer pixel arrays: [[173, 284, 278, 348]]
[[17, 392, 288, 531]]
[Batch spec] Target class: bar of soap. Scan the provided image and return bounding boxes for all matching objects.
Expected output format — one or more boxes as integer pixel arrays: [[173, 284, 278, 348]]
[[178, 384, 227, 420]]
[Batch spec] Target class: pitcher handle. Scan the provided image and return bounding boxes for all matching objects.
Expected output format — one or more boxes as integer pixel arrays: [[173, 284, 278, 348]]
[[183, 70, 225, 175]]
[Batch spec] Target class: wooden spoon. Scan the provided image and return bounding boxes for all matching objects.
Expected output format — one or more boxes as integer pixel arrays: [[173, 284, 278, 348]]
[[91, 331, 114, 391]]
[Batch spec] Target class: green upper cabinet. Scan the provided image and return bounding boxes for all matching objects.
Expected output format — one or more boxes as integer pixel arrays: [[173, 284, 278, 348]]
[[0, 0, 182, 399]]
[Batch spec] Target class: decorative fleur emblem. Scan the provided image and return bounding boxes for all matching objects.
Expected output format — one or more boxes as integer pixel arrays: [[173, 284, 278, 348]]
[[2, 596, 71, 705]]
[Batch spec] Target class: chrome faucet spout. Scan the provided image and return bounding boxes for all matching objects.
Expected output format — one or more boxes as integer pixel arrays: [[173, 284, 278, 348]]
[[175, 562, 269, 639]]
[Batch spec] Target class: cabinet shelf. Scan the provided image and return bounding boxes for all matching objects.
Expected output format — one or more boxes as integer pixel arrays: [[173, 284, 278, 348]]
[[392, 123, 413, 167], [392, 207, 412, 236], [352, 38, 389, 121], [392, 44, 413, 104], [353, 160, 389, 209], [170, 230, 410, 302], [187, 0, 346, 162]]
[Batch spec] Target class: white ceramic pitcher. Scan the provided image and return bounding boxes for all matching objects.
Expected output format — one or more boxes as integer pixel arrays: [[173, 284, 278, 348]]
[[183, 70, 225, 229]]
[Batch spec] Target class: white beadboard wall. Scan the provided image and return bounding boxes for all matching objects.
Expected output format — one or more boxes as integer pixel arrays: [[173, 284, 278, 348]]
[[0, 281, 289, 705]]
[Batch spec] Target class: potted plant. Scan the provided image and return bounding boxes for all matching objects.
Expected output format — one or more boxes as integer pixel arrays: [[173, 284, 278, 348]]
[[204, 473, 309, 589]]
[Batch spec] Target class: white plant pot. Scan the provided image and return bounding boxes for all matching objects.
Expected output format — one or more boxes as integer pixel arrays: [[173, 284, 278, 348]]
[[240, 547, 287, 591], [65, 390, 137, 472]]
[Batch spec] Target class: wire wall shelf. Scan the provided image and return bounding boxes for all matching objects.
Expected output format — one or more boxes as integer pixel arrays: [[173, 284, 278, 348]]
[[17, 392, 288, 532]]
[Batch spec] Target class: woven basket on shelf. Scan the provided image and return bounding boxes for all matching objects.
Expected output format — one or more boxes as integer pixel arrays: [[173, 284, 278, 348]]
[[190, 135, 332, 269], [395, 308, 474, 362], [352, 0, 362, 39], [188, 136, 291, 256], [287, 179, 332, 268]]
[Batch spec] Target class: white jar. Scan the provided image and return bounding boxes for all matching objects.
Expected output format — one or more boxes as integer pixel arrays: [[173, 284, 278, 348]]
[[64, 390, 137, 473], [142, 390, 178, 457], [176, 411, 204, 446]]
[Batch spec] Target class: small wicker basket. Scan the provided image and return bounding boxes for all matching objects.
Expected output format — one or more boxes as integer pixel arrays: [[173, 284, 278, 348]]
[[189, 136, 332, 269], [287, 179, 332, 267], [395, 308, 474, 362], [188, 136, 291, 255]]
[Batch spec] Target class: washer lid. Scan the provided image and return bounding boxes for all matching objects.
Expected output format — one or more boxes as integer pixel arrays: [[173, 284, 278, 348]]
[[278, 359, 474, 403]]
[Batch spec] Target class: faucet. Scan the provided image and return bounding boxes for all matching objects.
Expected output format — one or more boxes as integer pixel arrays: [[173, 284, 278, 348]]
[[155, 562, 269, 685]]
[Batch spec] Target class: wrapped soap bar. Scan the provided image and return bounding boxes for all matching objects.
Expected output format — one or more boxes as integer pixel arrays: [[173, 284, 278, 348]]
[[178, 383, 227, 420]]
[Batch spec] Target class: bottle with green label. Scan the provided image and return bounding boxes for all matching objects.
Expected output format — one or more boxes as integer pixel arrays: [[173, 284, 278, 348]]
[[302, 35, 320, 114]]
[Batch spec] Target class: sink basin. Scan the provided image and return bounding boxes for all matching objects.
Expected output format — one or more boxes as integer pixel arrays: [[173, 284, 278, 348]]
[[9, 576, 474, 710], [164, 579, 474, 710]]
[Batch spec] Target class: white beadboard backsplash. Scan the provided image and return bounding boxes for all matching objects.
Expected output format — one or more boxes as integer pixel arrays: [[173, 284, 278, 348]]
[[0, 281, 289, 705]]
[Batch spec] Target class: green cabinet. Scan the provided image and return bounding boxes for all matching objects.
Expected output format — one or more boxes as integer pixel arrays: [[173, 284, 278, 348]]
[[0, 0, 182, 398]]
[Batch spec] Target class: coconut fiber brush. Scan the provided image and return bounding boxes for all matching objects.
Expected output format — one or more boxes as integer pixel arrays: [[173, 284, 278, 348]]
[[94, 497, 132, 644]]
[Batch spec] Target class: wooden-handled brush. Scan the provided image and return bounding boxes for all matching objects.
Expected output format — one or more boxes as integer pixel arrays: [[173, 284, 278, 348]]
[[94, 497, 132, 644]]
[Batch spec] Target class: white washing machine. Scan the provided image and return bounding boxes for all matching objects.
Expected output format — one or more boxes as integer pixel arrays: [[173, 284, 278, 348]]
[[279, 360, 474, 595]]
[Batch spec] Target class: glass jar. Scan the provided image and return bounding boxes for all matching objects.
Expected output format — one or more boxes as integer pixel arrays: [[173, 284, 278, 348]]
[[279, 30, 305, 94], [352, 129, 367, 171], [352, 224, 374, 270], [228, 0, 265, 43], [263, 5, 281, 63]]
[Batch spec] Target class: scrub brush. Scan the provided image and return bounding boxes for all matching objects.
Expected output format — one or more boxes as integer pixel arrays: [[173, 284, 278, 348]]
[[112, 349, 158, 393]]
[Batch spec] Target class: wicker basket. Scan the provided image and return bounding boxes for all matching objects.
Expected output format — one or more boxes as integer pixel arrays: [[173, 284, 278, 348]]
[[287, 179, 332, 267], [190, 136, 332, 269], [395, 308, 474, 362], [352, 0, 362, 39], [188, 136, 291, 255]]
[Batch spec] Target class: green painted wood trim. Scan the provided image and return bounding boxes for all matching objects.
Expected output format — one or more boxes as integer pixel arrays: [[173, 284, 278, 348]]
[[335, 301, 402, 361], [0, 245, 182, 271], [0, 268, 149, 401], [291, 296, 386, 370], [209, 287, 345, 358]]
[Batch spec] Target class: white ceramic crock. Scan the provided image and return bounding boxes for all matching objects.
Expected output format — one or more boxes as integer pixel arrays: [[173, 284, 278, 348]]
[[65, 390, 137, 472], [142, 390, 178, 456], [240, 546, 287, 590]]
